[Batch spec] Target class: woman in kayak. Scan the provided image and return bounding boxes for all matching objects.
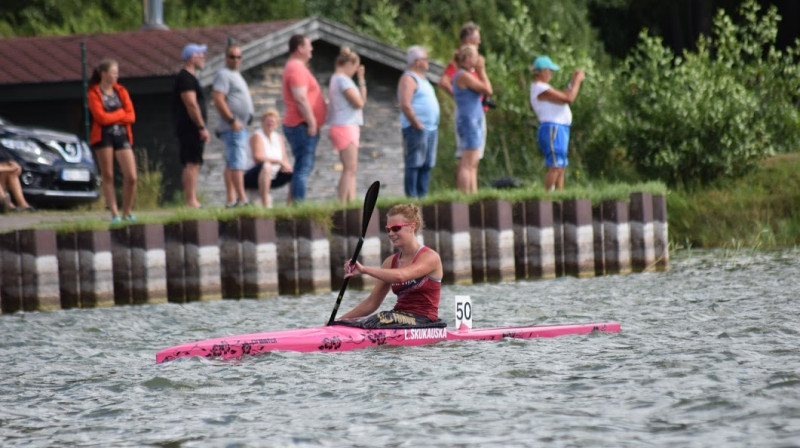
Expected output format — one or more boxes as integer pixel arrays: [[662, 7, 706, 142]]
[[336, 203, 445, 328]]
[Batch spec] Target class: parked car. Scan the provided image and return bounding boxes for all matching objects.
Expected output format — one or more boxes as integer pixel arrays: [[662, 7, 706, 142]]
[[0, 116, 99, 207]]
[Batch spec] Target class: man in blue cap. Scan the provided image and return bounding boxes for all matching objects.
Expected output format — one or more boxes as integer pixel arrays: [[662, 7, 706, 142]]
[[172, 43, 209, 208], [529, 55, 585, 191]]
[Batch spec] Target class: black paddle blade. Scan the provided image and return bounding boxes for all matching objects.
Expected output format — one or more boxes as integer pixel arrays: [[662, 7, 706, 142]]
[[327, 181, 380, 325], [353, 181, 380, 261]]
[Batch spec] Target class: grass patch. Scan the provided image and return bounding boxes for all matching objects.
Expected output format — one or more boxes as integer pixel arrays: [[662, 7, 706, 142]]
[[668, 153, 800, 249], [21, 180, 665, 235]]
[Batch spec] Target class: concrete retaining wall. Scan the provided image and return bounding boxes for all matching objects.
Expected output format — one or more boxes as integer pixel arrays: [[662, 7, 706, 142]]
[[0, 193, 668, 313]]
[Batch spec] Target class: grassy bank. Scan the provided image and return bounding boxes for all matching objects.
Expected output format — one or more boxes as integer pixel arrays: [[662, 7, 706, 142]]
[[12, 153, 798, 252], [25, 181, 667, 235], [667, 153, 800, 249]]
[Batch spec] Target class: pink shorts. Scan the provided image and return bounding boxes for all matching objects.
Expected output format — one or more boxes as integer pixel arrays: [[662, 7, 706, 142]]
[[329, 125, 360, 151]]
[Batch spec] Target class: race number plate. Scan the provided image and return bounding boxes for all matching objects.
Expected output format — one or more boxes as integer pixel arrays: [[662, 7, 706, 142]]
[[62, 168, 90, 182], [454, 295, 473, 330]]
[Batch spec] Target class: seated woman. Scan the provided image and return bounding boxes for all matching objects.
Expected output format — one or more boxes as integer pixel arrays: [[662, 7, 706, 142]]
[[335, 203, 445, 329], [0, 147, 34, 213], [244, 109, 293, 208]]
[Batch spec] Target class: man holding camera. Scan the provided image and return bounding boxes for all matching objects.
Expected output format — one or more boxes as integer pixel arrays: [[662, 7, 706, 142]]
[[438, 22, 493, 163]]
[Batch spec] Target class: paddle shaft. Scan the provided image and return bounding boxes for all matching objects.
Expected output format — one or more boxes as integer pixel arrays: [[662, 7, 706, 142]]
[[327, 181, 379, 325], [326, 238, 363, 325]]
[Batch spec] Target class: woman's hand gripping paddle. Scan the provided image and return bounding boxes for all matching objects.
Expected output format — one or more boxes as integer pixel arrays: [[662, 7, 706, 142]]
[[327, 181, 380, 325]]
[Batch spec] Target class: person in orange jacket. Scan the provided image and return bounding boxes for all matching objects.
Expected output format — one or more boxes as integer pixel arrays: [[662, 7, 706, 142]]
[[87, 58, 137, 223]]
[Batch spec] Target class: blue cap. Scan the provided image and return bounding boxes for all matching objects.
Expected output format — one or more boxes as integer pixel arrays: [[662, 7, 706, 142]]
[[182, 43, 207, 61], [532, 55, 559, 71]]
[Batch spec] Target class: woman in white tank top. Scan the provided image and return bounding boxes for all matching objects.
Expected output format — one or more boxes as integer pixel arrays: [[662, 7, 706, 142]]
[[245, 110, 293, 207]]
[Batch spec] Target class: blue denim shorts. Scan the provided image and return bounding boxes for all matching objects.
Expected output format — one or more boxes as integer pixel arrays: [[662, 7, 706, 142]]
[[220, 129, 249, 170], [456, 115, 485, 151], [455, 114, 486, 159]]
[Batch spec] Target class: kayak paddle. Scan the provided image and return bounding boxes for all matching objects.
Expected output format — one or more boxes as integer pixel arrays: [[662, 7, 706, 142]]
[[327, 180, 380, 325]]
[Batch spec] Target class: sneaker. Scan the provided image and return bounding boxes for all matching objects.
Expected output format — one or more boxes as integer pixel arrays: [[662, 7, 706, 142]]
[[111, 215, 122, 224], [225, 202, 237, 208], [236, 200, 251, 207], [124, 214, 137, 223]]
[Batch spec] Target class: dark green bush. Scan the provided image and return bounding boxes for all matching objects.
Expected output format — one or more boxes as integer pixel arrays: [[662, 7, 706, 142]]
[[598, 0, 800, 190]]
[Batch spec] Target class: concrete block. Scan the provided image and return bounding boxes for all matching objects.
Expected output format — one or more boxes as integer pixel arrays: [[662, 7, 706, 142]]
[[630, 192, 655, 272], [19, 229, 60, 311], [77, 230, 114, 308], [562, 199, 595, 278], [436, 202, 472, 285], [240, 217, 278, 298], [481, 199, 515, 283], [182, 220, 221, 301], [653, 194, 670, 271], [602, 200, 632, 275], [129, 223, 167, 303]]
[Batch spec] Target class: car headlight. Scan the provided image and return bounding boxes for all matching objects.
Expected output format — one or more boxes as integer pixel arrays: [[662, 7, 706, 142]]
[[46, 140, 82, 163], [81, 141, 95, 164], [0, 138, 59, 165]]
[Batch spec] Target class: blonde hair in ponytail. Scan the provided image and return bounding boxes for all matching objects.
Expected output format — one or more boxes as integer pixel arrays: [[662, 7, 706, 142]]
[[336, 46, 360, 67], [456, 44, 478, 67]]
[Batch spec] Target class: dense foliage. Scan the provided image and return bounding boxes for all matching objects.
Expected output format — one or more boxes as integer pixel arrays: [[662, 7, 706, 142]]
[[595, 0, 800, 189], [2, 0, 797, 192]]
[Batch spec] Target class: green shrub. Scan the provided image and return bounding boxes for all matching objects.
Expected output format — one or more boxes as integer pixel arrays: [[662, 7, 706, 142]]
[[603, 0, 800, 190]]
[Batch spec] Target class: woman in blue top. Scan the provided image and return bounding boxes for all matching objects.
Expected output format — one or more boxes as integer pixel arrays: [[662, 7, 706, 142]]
[[452, 44, 492, 194]]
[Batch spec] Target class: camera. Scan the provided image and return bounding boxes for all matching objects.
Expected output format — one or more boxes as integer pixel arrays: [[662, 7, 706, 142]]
[[482, 97, 497, 109]]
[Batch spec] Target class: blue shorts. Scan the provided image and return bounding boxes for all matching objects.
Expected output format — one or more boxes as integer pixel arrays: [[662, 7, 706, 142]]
[[455, 114, 485, 159], [220, 129, 249, 170], [537, 122, 570, 168], [456, 115, 485, 151]]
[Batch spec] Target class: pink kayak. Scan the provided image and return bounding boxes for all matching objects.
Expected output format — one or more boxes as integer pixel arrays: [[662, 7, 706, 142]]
[[156, 321, 621, 364]]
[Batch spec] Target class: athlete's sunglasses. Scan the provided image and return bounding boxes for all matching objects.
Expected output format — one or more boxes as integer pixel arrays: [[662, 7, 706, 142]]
[[385, 222, 414, 233]]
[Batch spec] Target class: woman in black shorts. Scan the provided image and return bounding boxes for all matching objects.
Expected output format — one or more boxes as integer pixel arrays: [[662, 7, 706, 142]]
[[88, 59, 137, 224]]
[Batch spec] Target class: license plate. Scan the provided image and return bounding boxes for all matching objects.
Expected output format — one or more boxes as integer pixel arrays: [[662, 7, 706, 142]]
[[61, 168, 90, 182]]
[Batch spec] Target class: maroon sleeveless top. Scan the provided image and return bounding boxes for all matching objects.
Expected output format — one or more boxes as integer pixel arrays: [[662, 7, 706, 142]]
[[390, 246, 441, 321]]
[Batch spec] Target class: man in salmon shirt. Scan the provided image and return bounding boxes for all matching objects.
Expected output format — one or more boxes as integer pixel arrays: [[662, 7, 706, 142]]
[[281, 34, 327, 202]]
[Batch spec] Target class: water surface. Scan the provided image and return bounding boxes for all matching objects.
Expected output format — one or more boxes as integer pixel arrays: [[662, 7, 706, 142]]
[[1, 249, 799, 447]]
